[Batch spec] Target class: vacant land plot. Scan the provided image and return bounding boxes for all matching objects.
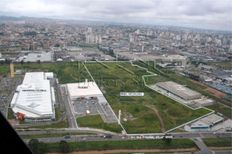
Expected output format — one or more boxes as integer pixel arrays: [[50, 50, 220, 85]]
[[15, 62, 91, 84], [208, 104, 232, 118], [203, 137, 232, 147], [76, 115, 122, 133], [85, 62, 210, 133]]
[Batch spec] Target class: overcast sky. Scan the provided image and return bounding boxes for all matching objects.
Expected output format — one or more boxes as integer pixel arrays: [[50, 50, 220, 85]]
[[0, 0, 231, 31]]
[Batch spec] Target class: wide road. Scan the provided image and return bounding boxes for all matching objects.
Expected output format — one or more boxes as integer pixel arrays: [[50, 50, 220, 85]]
[[22, 132, 232, 143], [60, 85, 78, 128]]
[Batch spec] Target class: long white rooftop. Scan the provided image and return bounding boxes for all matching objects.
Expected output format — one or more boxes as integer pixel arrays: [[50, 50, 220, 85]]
[[11, 72, 55, 119]]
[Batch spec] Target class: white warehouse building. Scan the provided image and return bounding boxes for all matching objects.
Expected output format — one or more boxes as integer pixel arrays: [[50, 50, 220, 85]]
[[67, 81, 103, 100], [10, 72, 56, 121]]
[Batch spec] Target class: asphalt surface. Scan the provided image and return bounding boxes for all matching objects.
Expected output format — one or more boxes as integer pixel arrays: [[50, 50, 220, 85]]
[[21, 131, 232, 143], [60, 85, 78, 128], [193, 138, 212, 154]]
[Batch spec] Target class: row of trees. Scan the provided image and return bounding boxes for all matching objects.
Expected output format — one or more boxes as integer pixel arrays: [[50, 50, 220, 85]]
[[28, 139, 71, 154]]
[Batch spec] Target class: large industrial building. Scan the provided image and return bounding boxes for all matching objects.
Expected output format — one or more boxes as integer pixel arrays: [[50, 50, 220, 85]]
[[16, 51, 53, 62], [154, 55, 187, 68], [190, 114, 224, 130], [156, 81, 202, 100], [10, 72, 56, 121]]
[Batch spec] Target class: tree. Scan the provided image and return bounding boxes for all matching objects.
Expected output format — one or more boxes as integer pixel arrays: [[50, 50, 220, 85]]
[[20, 60, 24, 65], [162, 137, 172, 145], [59, 140, 71, 153], [28, 139, 39, 154], [28, 139, 48, 154]]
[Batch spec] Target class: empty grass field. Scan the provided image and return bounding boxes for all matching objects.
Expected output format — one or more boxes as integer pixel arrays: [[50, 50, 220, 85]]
[[85, 62, 210, 133], [76, 115, 122, 133]]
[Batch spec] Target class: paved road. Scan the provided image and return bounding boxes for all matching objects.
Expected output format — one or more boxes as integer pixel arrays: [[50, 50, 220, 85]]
[[193, 138, 212, 154], [17, 127, 117, 136], [60, 85, 78, 128], [22, 131, 232, 143]]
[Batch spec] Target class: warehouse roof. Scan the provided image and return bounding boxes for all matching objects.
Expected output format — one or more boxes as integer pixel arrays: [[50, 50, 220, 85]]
[[67, 81, 103, 99], [156, 81, 201, 100], [16, 51, 53, 62], [191, 114, 224, 128], [11, 72, 55, 118]]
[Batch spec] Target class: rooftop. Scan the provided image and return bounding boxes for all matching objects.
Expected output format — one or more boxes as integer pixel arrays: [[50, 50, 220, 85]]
[[156, 81, 201, 100], [16, 51, 53, 62], [67, 81, 103, 99], [191, 114, 224, 128], [11, 72, 55, 118]]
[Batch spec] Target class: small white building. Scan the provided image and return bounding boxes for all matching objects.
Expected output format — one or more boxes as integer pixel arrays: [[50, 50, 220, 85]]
[[67, 81, 103, 100]]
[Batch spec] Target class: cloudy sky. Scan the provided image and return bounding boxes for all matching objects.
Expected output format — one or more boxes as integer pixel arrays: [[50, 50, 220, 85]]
[[0, 0, 231, 31]]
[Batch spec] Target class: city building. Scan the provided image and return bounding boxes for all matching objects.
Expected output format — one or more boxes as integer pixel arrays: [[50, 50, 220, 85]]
[[155, 55, 188, 68], [16, 51, 53, 62], [10, 72, 56, 121], [156, 81, 202, 100]]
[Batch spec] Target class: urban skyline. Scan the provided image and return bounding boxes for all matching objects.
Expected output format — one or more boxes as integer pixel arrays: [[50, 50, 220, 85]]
[[0, 0, 232, 31]]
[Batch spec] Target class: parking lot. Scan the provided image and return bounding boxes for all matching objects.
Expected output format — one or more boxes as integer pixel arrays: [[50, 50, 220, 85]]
[[73, 97, 99, 116], [0, 75, 23, 117]]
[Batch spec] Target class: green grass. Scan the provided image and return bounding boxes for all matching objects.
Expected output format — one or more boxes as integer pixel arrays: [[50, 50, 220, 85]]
[[144, 75, 168, 85], [209, 61, 232, 70], [31, 119, 68, 129], [46, 139, 196, 152], [20, 132, 95, 139], [7, 108, 15, 119], [85, 62, 210, 133], [207, 104, 232, 118], [203, 137, 232, 147], [76, 115, 122, 133], [119, 103, 161, 133], [15, 62, 91, 84], [55, 106, 64, 120], [0, 64, 9, 75]]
